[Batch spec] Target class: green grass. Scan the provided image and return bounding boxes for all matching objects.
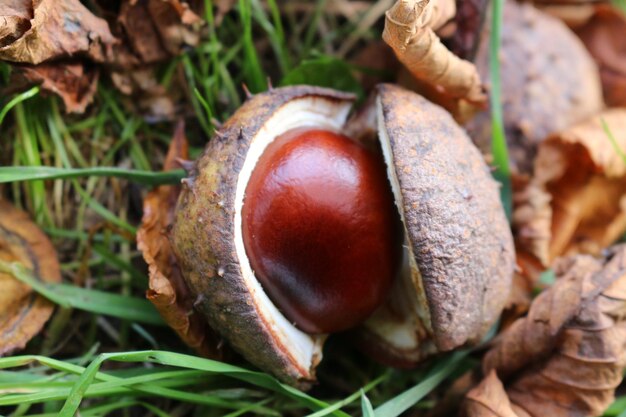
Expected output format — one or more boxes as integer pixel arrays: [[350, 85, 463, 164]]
[[0, 348, 470, 417], [0, 0, 515, 416], [488, 0, 512, 221], [0, 166, 185, 185]]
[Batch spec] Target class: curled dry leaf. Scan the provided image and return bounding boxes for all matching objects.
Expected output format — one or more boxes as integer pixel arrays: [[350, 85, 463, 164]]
[[576, 5, 626, 107], [10, 63, 99, 113], [383, 0, 487, 107], [137, 122, 223, 359], [465, 1, 603, 175], [514, 109, 626, 267], [0, 0, 115, 65], [464, 245, 626, 417], [0, 199, 61, 355]]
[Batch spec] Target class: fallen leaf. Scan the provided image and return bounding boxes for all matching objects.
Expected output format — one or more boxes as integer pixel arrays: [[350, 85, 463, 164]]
[[101, 0, 202, 68], [96, 0, 203, 119], [1, 0, 203, 116], [464, 371, 529, 417], [137, 121, 223, 359], [0, 199, 61, 355], [0, 0, 115, 65], [576, 5, 626, 107], [514, 109, 626, 266], [0, 1, 32, 47], [464, 245, 626, 417], [10, 62, 99, 113]]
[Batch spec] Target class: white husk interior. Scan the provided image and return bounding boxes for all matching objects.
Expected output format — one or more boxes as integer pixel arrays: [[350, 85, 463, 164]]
[[234, 96, 353, 373], [370, 96, 433, 350]]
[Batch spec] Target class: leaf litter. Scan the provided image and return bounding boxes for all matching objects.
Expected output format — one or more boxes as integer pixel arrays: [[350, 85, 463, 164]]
[[3, 0, 626, 415]]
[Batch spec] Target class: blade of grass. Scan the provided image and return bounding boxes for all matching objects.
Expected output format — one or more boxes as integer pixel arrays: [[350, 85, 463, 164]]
[[374, 351, 469, 417], [239, 0, 267, 92], [251, 0, 291, 75], [0, 86, 39, 125], [0, 166, 185, 186], [222, 398, 274, 417], [489, 0, 512, 221], [0, 261, 164, 326], [0, 357, 276, 414], [304, 371, 389, 417], [57, 350, 349, 417], [361, 390, 375, 417], [1, 369, 272, 412]]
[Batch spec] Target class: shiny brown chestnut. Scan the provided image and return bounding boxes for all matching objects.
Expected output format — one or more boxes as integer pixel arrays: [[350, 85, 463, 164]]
[[242, 128, 403, 334], [170, 84, 514, 388]]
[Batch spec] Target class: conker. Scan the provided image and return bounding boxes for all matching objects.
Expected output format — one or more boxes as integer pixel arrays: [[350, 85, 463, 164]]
[[242, 128, 403, 334]]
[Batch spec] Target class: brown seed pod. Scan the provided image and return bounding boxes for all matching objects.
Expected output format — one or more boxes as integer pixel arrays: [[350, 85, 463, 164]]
[[465, 1, 603, 174], [170, 84, 514, 387]]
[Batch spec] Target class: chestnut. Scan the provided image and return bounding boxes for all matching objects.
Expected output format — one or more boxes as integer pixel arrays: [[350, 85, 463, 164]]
[[242, 128, 403, 334], [171, 84, 514, 387]]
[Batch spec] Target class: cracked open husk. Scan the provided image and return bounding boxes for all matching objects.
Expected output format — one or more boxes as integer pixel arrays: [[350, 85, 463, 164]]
[[170, 84, 514, 387]]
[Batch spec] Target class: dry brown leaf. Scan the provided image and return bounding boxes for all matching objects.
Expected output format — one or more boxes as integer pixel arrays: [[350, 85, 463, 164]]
[[10, 63, 99, 113], [1, 0, 202, 115], [0, 0, 115, 65], [383, 0, 487, 107], [95, 0, 203, 119], [576, 5, 626, 107], [464, 371, 530, 417], [464, 245, 626, 417], [0, 1, 32, 47], [137, 121, 223, 359], [514, 109, 626, 267], [0, 199, 61, 355], [101, 0, 202, 69]]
